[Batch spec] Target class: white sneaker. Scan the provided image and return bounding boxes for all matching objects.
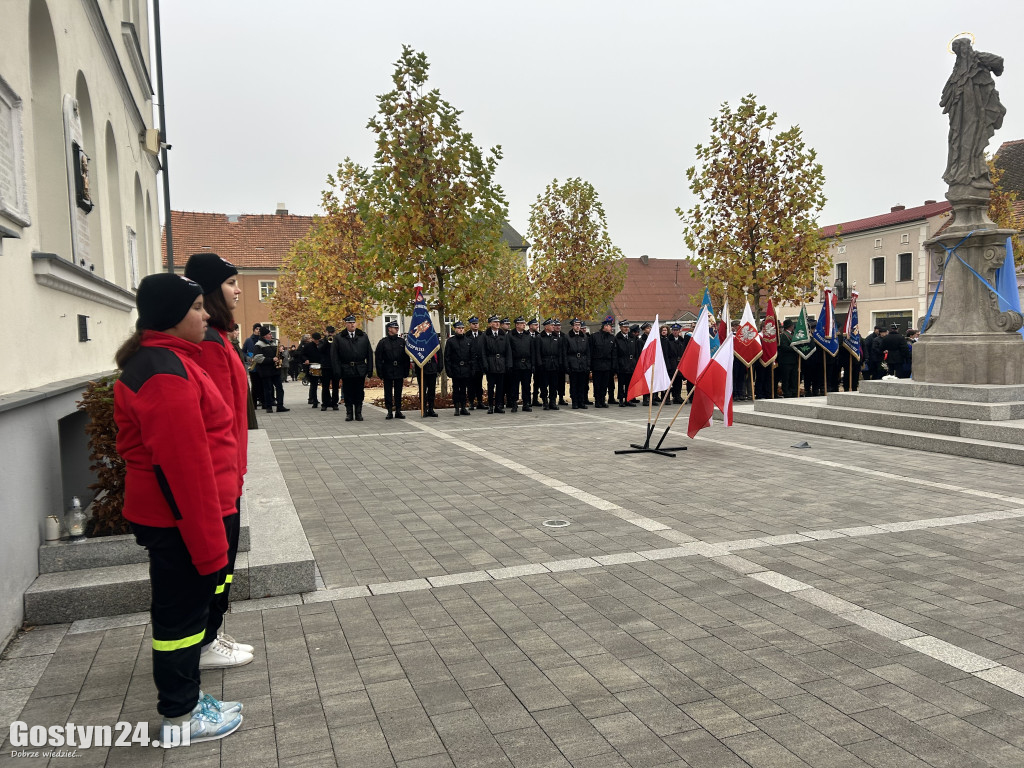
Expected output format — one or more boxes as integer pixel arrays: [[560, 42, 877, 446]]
[[160, 699, 242, 747], [198, 638, 253, 669], [217, 630, 254, 654]]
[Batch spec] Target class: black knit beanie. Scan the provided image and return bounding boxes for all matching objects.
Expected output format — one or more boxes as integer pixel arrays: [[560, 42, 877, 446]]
[[136, 274, 203, 331], [183, 252, 238, 294]]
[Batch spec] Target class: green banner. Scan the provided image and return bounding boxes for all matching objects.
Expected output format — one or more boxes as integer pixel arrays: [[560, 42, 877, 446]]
[[792, 305, 815, 360]]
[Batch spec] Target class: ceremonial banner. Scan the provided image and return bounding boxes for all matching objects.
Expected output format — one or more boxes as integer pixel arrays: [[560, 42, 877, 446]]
[[733, 298, 763, 366], [627, 315, 672, 400], [682, 307, 715, 439], [405, 283, 440, 368], [695, 331, 734, 427], [700, 288, 720, 356], [995, 237, 1024, 340], [760, 298, 779, 365], [812, 288, 840, 356], [792, 306, 815, 360], [842, 290, 862, 359]]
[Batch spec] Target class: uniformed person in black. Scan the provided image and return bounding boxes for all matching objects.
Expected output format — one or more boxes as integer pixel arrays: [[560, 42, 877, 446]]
[[639, 322, 653, 405], [536, 319, 562, 409], [301, 332, 322, 408], [466, 316, 485, 409], [551, 319, 568, 405], [563, 318, 591, 409], [589, 317, 616, 408], [318, 325, 340, 411], [374, 320, 410, 419], [444, 321, 474, 415], [664, 323, 687, 403], [507, 316, 535, 413], [527, 319, 542, 406], [479, 315, 510, 413], [500, 318, 517, 409], [331, 314, 373, 421], [615, 320, 638, 406], [414, 349, 441, 417]]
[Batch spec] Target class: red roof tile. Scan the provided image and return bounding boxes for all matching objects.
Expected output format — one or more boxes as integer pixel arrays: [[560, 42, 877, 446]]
[[819, 200, 952, 238], [161, 210, 315, 269], [608, 257, 703, 324]]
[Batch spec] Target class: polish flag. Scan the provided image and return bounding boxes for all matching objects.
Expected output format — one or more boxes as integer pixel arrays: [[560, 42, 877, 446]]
[[694, 326, 734, 427], [627, 315, 672, 401], [681, 307, 715, 439]]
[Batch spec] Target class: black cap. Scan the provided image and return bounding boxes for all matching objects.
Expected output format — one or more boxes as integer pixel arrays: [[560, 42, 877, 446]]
[[630, 324, 639, 333], [184, 253, 237, 294], [259, 325, 273, 337], [618, 319, 629, 327], [783, 319, 794, 329], [542, 318, 553, 326], [500, 318, 511, 325], [670, 323, 682, 330], [344, 315, 356, 322], [488, 315, 500, 323], [468, 316, 479, 323], [515, 316, 526, 323], [135, 274, 203, 332], [325, 325, 335, 334], [527, 318, 538, 326], [385, 320, 399, 329], [641, 322, 652, 330], [453, 320, 465, 328], [553, 319, 561, 326], [570, 317, 581, 325]]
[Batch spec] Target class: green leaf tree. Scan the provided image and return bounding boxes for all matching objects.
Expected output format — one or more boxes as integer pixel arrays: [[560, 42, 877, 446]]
[[679, 94, 831, 317], [452, 245, 537, 322], [270, 162, 378, 340], [354, 46, 509, 394], [528, 178, 627, 322], [988, 157, 1023, 266]]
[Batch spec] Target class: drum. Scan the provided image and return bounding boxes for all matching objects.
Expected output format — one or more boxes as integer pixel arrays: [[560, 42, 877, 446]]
[[308, 363, 322, 377]]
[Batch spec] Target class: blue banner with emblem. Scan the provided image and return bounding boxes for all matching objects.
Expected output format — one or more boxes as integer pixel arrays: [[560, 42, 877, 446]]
[[405, 283, 440, 368], [811, 288, 840, 357], [842, 290, 862, 359]]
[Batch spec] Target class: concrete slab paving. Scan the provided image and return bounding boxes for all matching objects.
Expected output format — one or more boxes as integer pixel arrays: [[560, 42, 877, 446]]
[[5, 381, 1024, 766]]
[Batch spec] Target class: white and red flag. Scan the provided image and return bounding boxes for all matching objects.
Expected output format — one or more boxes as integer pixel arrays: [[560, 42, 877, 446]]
[[733, 298, 762, 366], [627, 315, 672, 401], [681, 307, 715, 438], [694, 325, 735, 428]]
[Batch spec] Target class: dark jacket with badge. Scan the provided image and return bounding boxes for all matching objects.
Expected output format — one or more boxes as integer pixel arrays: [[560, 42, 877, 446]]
[[664, 334, 685, 374], [507, 330, 535, 371], [331, 328, 373, 378], [478, 330, 510, 374], [589, 329, 617, 372], [317, 335, 334, 374], [563, 330, 591, 372], [374, 334, 411, 380], [614, 332, 638, 375], [536, 331, 563, 371], [444, 333, 477, 379]]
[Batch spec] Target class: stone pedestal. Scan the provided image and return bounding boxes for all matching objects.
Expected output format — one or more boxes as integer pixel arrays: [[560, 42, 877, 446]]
[[913, 196, 1024, 384]]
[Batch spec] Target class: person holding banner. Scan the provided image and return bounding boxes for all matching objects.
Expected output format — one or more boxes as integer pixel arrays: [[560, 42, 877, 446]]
[[413, 349, 441, 417], [375, 321, 410, 419], [778, 319, 799, 397], [444, 321, 475, 415], [331, 315, 373, 422]]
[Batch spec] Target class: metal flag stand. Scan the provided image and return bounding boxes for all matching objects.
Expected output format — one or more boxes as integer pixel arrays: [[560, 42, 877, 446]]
[[615, 360, 687, 458]]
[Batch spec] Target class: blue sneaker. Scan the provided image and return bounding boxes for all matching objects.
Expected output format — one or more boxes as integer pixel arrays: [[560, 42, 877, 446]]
[[199, 690, 243, 715], [160, 697, 242, 747]]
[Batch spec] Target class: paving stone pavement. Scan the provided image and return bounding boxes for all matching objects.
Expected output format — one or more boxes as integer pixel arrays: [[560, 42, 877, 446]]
[[4, 380, 1024, 767]]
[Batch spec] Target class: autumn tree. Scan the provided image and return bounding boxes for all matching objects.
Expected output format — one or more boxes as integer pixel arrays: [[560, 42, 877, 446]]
[[452, 244, 537, 321], [679, 94, 831, 317], [270, 162, 378, 339], [528, 178, 627, 321], [988, 157, 1023, 267], [353, 46, 508, 393]]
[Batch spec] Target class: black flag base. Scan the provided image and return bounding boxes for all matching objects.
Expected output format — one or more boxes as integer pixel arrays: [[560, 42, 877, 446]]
[[614, 424, 687, 458]]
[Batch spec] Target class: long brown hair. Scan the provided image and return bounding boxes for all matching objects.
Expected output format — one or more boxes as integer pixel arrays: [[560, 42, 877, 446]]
[[115, 330, 144, 369], [203, 285, 235, 331]]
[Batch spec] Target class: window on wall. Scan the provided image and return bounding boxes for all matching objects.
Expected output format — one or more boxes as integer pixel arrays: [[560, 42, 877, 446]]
[[897, 252, 912, 281], [900, 233, 909, 244], [259, 280, 276, 301], [126, 227, 139, 289], [871, 257, 885, 284], [835, 262, 848, 299], [383, 313, 401, 333], [874, 238, 882, 249]]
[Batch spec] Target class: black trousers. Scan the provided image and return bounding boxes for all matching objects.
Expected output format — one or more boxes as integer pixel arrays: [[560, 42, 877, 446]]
[[511, 370, 532, 406], [307, 373, 320, 404], [617, 371, 634, 402], [421, 373, 437, 411], [486, 372, 505, 407], [249, 371, 263, 406], [503, 371, 517, 407], [261, 376, 284, 410], [671, 371, 685, 401], [592, 370, 610, 404], [341, 376, 365, 405], [608, 373, 616, 402], [320, 374, 340, 407], [469, 374, 484, 406], [568, 371, 588, 404], [535, 370, 555, 403], [556, 369, 566, 400], [754, 362, 774, 399], [382, 378, 403, 411], [452, 377, 468, 406], [206, 507, 239, 644], [130, 522, 219, 718], [779, 363, 798, 397]]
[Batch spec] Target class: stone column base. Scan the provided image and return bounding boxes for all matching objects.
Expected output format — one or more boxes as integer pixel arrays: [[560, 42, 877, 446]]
[[913, 333, 1024, 384]]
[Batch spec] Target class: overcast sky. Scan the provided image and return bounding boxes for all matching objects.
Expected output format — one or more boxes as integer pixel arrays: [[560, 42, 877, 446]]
[[158, 0, 1023, 260]]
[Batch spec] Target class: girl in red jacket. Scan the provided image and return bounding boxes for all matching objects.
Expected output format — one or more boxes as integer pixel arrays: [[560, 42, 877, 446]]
[[184, 253, 253, 668], [114, 273, 243, 745]]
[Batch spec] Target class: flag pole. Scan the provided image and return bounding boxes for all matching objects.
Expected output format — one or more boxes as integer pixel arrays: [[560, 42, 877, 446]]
[[652, 369, 679, 425], [654, 387, 694, 450], [615, 359, 686, 457], [822, 350, 827, 395], [770, 363, 775, 399], [646, 362, 655, 439], [749, 364, 755, 402], [847, 349, 852, 392], [419, 365, 424, 417], [797, 358, 802, 397]]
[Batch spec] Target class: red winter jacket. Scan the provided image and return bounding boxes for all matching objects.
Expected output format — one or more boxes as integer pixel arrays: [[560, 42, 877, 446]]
[[195, 326, 248, 499], [114, 332, 237, 575]]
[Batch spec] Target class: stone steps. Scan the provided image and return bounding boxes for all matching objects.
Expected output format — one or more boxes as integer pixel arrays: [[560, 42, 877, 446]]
[[732, 399, 1024, 465], [24, 431, 315, 625], [825, 391, 1024, 420]]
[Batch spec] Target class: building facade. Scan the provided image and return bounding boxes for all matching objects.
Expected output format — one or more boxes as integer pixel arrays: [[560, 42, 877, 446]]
[[0, 0, 161, 645]]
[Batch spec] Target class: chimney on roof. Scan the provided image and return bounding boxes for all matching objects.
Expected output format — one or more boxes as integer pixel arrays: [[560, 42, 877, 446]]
[[275, 202, 288, 216], [891, 205, 905, 212], [924, 199, 936, 205], [640, 254, 649, 265]]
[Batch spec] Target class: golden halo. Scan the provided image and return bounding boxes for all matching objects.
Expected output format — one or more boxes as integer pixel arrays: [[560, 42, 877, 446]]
[[948, 32, 976, 53]]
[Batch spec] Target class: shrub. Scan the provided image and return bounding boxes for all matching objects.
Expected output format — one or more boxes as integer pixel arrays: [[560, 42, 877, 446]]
[[76, 375, 129, 536]]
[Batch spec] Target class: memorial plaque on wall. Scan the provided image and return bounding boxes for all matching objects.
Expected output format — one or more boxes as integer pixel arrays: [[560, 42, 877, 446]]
[[0, 76, 30, 230], [62, 94, 91, 266]]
